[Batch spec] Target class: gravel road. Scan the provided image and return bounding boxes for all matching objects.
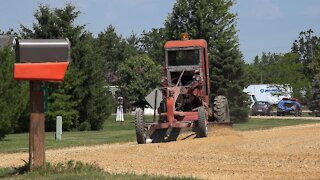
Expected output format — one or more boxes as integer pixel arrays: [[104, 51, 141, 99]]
[[1, 124, 320, 179]]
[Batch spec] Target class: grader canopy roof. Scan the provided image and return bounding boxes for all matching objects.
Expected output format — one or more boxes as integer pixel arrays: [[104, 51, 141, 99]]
[[164, 39, 207, 49]]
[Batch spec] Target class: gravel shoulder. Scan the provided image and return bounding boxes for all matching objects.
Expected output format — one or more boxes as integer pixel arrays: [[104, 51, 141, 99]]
[[249, 115, 320, 120], [1, 123, 320, 179]]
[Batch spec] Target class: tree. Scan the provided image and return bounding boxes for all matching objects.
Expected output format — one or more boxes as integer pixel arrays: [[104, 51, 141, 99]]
[[292, 29, 320, 80], [21, 4, 113, 130], [246, 52, 309, 103], [265, 53, 309, 101], [244, 63, 260, 84], [96, 25, 129, 85], [139, 28, 168, 65], [290, 29, 320, 105], [307, 45, 320, 77], [0, 47, 28, 139], [165, 0, 249, 122], [309, 74, 320, 116], [77, 35, 113, 130], [117, 54, 161, 108], [125, 32, 140, 59], [96, 26, 143, 113]]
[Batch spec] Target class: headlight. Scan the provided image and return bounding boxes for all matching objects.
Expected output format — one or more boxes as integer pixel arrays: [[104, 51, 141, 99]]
[[193, 75, 200, 81]]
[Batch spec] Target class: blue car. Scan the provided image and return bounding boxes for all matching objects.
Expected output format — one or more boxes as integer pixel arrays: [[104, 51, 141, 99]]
[[277, 98, 302, 116]]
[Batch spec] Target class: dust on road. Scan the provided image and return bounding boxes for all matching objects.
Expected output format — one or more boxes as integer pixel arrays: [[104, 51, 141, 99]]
[[1, 124, 320, 179]]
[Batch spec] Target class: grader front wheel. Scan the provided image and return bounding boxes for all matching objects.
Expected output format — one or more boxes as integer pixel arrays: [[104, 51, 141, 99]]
[[196, 106, 208, 138], [135, 108, 146, 144]]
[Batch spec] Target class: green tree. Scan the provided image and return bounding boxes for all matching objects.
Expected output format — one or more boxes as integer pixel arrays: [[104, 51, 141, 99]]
[[244, 55, 263, 84], [246, 52, 310, 103], [21, 4, 112, 130], [139, 28, 168, 65], [0, 47, 28, 139], [291, 29, 320, 105], [117, 54, 161, 108], [307, 45, 320, 76], [165, 0, 249, 122], [244, 63, 260, 84], [125, 32, 140, 58], [265, 53, 308, 101], [309, 74, 320, 116], [96, 25, 129, 85], [292, 29, 320, 80], [21, 4, 83, 130], [77, 35, 113, 130], [96, 26, 141, 113]]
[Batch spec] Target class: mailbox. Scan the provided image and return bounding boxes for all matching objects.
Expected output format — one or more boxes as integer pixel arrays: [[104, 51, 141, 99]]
[[14, 39, 70, 82]]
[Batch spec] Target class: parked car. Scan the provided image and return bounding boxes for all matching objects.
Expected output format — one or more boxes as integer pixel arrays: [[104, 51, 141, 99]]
[[251, 101, 273, 116], [277, 98, 302, 116]]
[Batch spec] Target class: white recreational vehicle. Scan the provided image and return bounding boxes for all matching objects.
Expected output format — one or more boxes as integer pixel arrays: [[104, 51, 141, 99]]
[[244, 84, 293, 106]]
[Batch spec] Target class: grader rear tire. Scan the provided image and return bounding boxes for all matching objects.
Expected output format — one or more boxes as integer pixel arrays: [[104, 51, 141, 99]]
[[196, 106, 208, 138], [135, 108, 146, 144], [213, 96, 230, 123]]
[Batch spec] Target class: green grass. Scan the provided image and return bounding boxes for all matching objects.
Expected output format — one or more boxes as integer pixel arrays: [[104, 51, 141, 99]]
[[0, 168, 13, 178], [0, 115, 139, 153], [0, 161, 197, 180], [1, 115, 320, 153], [233, 117, 319, 131]]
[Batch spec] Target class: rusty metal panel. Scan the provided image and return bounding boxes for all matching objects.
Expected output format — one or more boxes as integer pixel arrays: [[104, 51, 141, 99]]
[[15, 39, 70, 63]]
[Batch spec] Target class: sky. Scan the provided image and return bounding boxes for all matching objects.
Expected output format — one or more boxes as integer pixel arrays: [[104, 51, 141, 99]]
[[1, 0, 319, 63]]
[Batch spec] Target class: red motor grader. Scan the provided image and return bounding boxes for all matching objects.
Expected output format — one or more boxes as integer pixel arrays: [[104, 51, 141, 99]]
[[135, 33, 230, 144]]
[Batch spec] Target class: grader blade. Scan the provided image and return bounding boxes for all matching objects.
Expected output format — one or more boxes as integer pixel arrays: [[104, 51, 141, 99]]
[[208, 121, 233, 128]]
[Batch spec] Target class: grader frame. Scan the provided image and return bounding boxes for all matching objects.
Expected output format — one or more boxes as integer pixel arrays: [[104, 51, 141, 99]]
[[135, 35, 230, 144]]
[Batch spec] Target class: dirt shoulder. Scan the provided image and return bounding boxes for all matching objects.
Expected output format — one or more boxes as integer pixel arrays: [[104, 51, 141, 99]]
[[1, 123, 320, 179]]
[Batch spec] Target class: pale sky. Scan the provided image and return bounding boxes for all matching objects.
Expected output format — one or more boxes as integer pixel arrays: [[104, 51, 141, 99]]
[[1, 0, 319, 62]]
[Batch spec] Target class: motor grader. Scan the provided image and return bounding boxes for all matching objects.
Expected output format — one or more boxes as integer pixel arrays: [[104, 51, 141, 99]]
[[135, 33, 230, 144]]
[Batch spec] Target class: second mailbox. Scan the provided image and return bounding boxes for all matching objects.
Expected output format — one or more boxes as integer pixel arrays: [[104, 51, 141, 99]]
[[14, 39, 70, 82]]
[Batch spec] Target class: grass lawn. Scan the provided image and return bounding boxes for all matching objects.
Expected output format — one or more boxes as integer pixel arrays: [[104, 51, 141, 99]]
[[0, 115, 319, 153], [0, 115, 140, 153], [0, 161, 197, 180], [233, 118, 319, 131]]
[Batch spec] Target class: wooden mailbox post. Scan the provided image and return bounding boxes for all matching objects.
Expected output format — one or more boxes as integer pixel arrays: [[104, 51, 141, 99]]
[[14, 39, 70, 168]]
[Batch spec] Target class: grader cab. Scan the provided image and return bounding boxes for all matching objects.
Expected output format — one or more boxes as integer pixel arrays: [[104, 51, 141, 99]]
[[135, 34, 230, 144]]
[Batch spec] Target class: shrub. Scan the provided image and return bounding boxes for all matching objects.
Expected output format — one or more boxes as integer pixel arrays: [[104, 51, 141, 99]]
[[79, 121, 91, 131]]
